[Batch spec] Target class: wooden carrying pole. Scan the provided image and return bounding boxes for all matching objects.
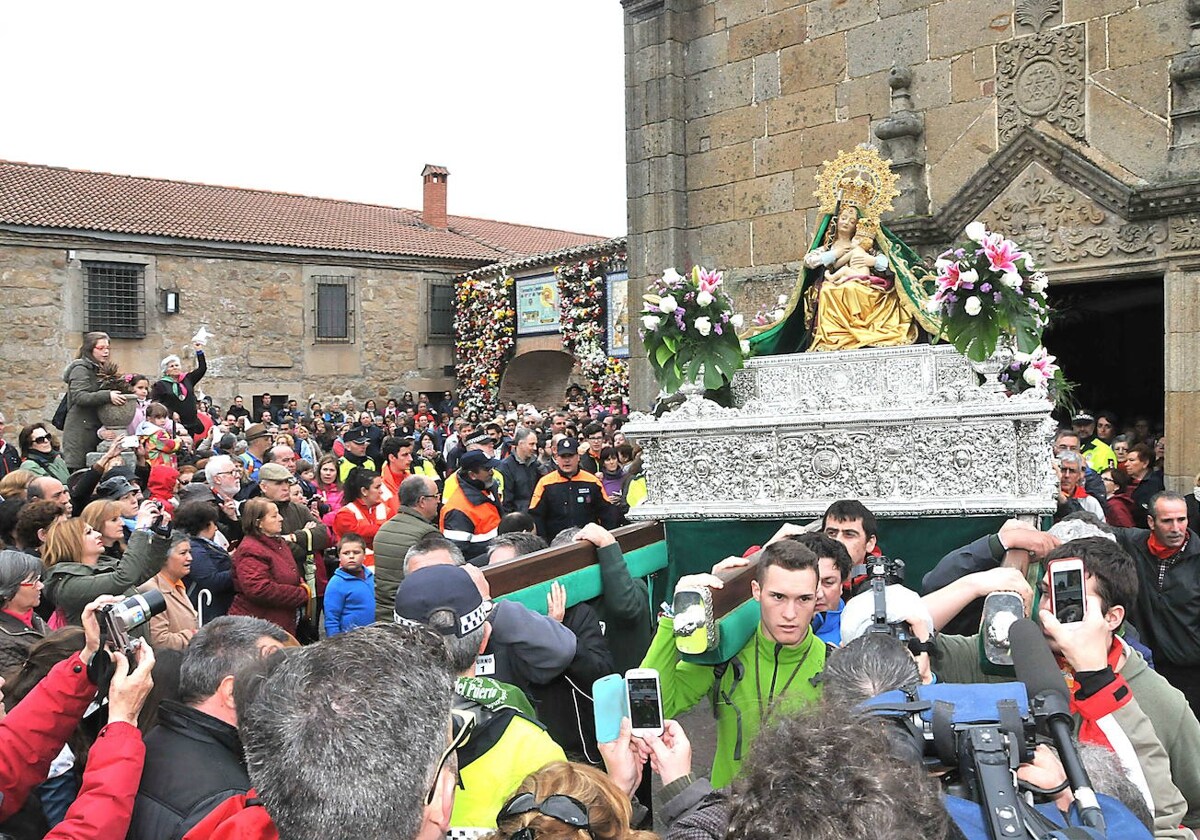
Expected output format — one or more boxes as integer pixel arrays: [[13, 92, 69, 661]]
[[483, 521, 665, 597]]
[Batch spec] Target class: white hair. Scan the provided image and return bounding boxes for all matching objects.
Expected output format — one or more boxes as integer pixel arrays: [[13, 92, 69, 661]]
[[160, 354, 182, 375], [205, 454, 235, 483]]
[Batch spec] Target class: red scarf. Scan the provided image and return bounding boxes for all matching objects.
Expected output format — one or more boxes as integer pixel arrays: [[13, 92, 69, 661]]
[[1148, 531, 1181, 560]]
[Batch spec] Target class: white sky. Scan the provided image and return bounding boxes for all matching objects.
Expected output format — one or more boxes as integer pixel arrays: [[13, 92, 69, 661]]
[[2, 2, 627, 237]]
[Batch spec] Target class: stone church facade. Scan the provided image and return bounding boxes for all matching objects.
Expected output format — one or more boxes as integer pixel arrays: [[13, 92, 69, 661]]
[[622, 0, 1200, 490]]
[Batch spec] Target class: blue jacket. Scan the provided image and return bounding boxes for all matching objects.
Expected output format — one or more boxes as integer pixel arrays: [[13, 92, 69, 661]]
[[812, 599, 844, 644], [324, 566, 375, 636]]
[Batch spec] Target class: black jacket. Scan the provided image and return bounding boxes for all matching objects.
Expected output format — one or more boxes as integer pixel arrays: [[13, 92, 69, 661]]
[[524, 601, 614, 764], [1115, 527, 1200, 668], [497, 454, 540, 514], [151, 351, 207, 436], [128, 700, 250, 840]]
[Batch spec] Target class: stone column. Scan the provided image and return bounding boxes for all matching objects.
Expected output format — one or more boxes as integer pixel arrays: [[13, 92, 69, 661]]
[[1164, 262, 1200, 491], [874, 65, 929, 218], [1169, 0, 1200, 177], [623, 0, 689, 409]]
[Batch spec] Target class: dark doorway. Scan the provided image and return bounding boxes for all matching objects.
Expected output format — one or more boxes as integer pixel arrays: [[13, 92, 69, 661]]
[[1043, 276, 1163, 429]]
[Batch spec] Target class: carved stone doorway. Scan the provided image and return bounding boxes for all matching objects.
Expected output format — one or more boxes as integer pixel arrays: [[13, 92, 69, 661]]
[[499, 350, 577, 410], [1044, 276, 1164, 429]]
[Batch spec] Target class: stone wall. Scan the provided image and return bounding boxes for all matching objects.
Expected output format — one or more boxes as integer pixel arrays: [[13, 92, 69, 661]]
[[624, 0, 1200, 487], [0, 231, 461, 429]]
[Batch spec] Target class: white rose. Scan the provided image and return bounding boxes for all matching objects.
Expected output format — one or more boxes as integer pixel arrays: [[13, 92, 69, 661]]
[[965, 221, 988, 243], [964, 295, 982, 316], [696, 290, 714, 307], [1000, 272, 1022, 289], [661, 268, 684, 285], [959, 269, 979, 285], [659, 294, 678, 312], [1030, 272, 1049, 294], [740, 340, 751, 354], [730, 313, 744, 329], [925, 297, 941, 314], [777, 294, 788, 306], [772, 309, 785, 320], [642, 315, 662, 331], [694, 316, 712, 336], [1023, 366, 1044, 387]]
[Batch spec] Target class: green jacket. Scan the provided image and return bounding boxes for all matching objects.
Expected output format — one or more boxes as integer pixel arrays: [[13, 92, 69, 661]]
[[641, 616, 826, 788], [44, 529, 168, 626], [589, 542, 653, 675], [372, 507, 439, 622], [19, 455, 70, 484]]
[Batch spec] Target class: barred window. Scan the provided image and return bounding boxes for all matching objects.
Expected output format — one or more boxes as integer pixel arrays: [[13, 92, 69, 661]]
[[429, 280, 454, 338], [84, 262, 146, 338], [313, 275, 355, 343]]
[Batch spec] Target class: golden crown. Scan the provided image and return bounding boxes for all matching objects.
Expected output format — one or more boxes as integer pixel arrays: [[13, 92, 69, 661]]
[[813, 144, 900, 220]]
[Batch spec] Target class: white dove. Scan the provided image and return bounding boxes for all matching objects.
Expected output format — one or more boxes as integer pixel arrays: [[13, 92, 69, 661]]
[[192, 326, 213, 346]]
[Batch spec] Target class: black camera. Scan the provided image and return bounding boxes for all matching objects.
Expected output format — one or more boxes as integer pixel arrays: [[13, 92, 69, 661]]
[[849, 556, 915, 644]]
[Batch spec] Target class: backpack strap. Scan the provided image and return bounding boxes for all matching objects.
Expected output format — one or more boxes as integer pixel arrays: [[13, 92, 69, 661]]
[[709, 656, 747, 761]]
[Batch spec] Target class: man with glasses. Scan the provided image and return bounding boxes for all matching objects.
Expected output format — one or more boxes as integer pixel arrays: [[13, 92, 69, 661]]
[[579, 422, 606, 475], [200, 455, 243, 544], [394, 564, 566, 836], [1056, 451, 1106, 523], [373, 475, 441, 621], [0, 413, 19, 478]]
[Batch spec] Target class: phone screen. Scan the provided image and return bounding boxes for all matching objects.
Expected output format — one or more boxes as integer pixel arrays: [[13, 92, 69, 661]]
[[1053, 567, 1085, 623], [627, 677, 662, 730]]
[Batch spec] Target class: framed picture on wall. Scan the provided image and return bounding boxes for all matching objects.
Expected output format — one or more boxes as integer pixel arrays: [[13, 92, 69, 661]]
[[515, 274, 561, 336], [606, 270, 630, 358]]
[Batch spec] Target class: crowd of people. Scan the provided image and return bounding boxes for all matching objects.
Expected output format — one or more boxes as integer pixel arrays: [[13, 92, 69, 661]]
[[0, 330, 1193, 839]]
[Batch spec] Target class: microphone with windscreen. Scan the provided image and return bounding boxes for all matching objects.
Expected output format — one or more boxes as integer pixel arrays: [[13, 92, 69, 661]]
[[1009, 618, 1107, 835]]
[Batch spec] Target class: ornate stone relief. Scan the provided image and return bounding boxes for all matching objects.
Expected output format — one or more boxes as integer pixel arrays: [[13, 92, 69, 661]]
[[996, 25, 1085, 145], [1170, 215, 1200, 251], [1014, 0, 1061, 35], [984, 165, 1168, 265]]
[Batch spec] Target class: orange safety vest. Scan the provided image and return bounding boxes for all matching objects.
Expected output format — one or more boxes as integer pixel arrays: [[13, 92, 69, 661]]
[[440, 482, 501, 548]]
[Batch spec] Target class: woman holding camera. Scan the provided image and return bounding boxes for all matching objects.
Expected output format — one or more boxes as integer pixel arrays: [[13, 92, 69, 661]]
[[135, 532, 198, 650], [0, 549, 49, 673], [229, 497, 309, 636], [42, 501, 168, 626]]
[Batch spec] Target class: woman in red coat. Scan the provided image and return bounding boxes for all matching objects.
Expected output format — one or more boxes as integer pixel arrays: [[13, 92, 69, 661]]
[[1102, 467, 1140, 528], [230, 498, 309, 635]]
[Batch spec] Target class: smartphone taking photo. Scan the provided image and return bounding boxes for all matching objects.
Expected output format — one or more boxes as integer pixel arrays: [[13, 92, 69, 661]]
[[625, 668, 664, 737], [1048, 557, 1087, 626]]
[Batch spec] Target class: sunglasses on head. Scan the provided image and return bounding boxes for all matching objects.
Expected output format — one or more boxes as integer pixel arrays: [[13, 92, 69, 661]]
[[498, 792, 594, 838]]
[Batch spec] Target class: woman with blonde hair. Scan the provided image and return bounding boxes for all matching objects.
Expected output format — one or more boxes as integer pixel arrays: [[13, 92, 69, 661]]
[[0, 469, 34, 502], [81, 499, 127, 559], [42, 501, 168, 625], [488, 762, 656, 840]]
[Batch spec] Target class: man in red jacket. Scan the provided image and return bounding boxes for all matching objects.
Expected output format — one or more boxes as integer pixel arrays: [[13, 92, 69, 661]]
[[0, 595, 155, 838]]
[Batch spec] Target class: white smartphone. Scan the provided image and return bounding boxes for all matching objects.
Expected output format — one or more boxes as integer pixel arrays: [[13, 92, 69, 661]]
[[1048, 557, 1087, 626], [624, 668, 664, 737], [120, 435, 139, 449]]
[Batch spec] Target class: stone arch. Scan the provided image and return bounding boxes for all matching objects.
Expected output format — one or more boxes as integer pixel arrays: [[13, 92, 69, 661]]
[[499, 349, 577, 409]]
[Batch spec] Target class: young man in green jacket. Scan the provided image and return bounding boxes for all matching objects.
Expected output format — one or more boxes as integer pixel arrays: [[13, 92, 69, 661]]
[[640, 539, 825, 788]]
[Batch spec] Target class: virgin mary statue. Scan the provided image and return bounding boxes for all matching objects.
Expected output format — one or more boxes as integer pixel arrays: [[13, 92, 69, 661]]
[[744, 146, 940, 354]]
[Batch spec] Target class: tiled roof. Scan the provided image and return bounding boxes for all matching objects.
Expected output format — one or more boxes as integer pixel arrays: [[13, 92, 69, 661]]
[[461, 236, 628, 279], [0, 160, 608, 261]]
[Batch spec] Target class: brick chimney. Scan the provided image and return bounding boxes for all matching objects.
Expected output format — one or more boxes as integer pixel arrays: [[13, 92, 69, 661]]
[[421, 164, 449, 229]]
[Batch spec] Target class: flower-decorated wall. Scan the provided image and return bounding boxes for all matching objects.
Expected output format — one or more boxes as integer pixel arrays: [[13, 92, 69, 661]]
[[556, 252, 629, 401], [453, 273, 515, 414], [454, 241, 630, 413]]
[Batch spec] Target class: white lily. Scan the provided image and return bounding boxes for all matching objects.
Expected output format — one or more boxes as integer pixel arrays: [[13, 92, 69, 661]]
[[777, 294, 788, 306], [641, 315, 662, 331], [661, 267, 684, 285], [730, 313, 744, 329], [740, 340, 751, 354]]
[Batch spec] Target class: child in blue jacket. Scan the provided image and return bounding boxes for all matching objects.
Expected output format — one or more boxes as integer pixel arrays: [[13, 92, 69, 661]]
[[323, 533, 375, 636]]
